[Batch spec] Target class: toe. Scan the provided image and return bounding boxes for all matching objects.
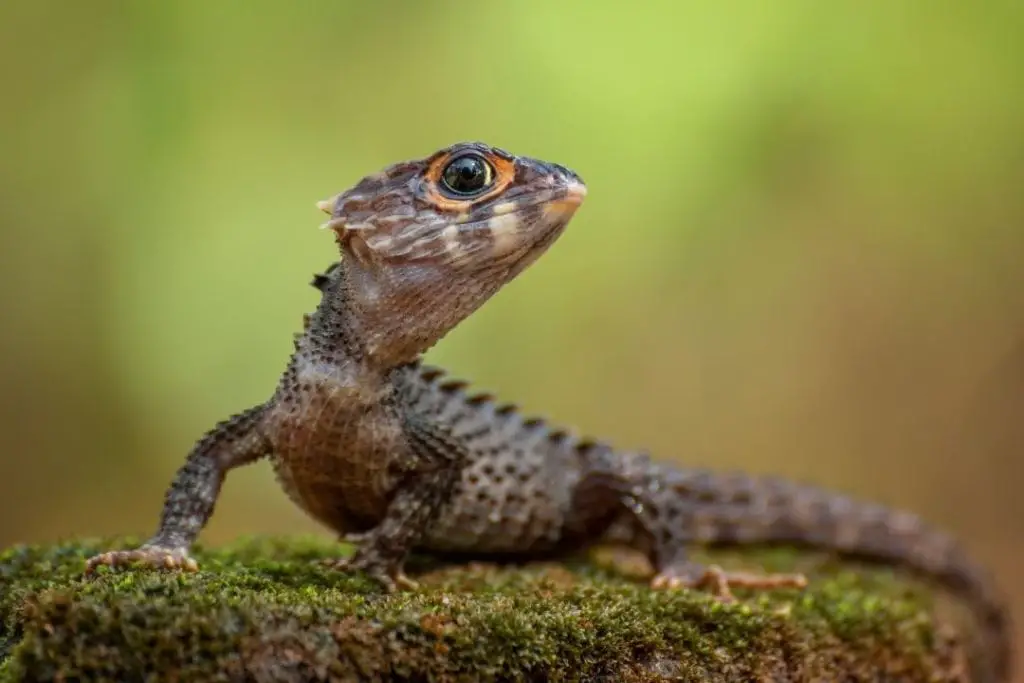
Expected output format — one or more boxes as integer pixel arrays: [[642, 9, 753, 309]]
[[393, 572, 419, 591]]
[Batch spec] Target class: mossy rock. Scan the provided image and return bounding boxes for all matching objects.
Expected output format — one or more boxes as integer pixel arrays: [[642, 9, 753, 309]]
[[0, 536, 972, 682]]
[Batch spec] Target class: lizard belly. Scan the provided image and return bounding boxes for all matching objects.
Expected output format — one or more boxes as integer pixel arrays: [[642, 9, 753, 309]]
[[265, 386, 402, 535]]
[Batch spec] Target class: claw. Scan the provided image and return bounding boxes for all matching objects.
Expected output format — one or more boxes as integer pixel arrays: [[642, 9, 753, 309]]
[[393, 571, 419, 591]]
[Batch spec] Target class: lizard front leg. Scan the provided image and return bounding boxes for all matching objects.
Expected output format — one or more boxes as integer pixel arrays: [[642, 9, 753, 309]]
[[324, 416, 466, 592], [85, 404, 270, 574]]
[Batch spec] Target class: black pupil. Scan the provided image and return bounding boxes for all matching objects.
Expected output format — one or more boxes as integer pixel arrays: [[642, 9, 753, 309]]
[[442, 155, 490, 195]]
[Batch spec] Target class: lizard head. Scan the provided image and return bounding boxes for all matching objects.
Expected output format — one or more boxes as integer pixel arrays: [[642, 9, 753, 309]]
[[317, 141, 586, 272], [314, 142, 586, 365]]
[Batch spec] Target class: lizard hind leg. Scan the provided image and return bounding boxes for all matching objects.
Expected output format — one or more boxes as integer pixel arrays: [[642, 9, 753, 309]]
[[612, 454, 808, 601]]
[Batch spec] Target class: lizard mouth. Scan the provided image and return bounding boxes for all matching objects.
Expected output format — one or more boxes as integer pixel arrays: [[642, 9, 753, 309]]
[[543, 180, 587, 217]]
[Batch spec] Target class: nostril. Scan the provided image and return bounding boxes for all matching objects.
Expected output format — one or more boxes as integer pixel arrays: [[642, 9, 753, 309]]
[[552, 163, 582, 184]]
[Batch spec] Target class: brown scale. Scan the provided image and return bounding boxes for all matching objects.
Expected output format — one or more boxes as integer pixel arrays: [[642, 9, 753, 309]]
[[83, 141, 1011, 682]]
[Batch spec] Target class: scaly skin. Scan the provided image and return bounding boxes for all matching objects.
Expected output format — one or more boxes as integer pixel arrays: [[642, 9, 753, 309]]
[[84, 142, 1013, 681]]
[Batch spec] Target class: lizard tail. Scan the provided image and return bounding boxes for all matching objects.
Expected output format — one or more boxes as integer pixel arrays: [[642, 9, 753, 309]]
[[757, 480, 1012, 683], [613, 460, 1014, 682]]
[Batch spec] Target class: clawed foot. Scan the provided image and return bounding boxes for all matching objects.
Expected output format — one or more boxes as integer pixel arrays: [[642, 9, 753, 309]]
[[84, 546, 199, 575], [651, 563, 807, 602], [320, 555, 418, 592]]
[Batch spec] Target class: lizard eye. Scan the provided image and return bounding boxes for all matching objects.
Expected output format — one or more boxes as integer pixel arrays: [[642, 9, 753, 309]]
[[440, 153, 494, 197]]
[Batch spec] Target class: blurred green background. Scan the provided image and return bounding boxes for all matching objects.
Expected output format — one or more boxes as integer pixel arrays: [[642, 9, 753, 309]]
[[2, 0, 1022, 667]]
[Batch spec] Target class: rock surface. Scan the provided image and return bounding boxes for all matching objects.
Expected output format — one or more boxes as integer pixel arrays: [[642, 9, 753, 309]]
[[0, 536, 971, 682]]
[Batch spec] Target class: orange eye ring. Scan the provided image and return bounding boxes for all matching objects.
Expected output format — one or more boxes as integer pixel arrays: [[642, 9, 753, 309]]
[[423, 149, 515, 212]]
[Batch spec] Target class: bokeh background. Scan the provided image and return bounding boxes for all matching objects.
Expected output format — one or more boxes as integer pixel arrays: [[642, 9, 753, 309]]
[[2, 0, 1022, 672]]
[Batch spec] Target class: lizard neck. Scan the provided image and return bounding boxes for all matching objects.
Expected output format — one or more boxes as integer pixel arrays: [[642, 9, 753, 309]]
[[300, 260, 425, 383], [307, 256, 498, 371], [300, 265, 390, 388]]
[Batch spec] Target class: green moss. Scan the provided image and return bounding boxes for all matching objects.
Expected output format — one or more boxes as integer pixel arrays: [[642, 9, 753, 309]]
[[0, 537, 970, 682]]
